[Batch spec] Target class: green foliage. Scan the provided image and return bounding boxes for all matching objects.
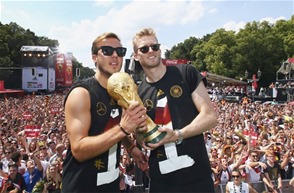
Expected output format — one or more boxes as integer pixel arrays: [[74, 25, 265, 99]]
[[168, 37, 199, 61], [32, 180, 45, 193], [72, 60, 95, 81], [1, 16, 294, 89], [0, 22, 94, 88], [167, 15, 294, 87]]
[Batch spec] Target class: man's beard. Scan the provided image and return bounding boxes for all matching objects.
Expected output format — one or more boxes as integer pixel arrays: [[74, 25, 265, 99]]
[[142, 56, 161, 69], [97, 64, 118, 78]]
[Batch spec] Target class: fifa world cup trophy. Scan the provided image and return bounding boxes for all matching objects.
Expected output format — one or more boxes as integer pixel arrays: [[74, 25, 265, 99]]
[[107, 72, 166, 144]]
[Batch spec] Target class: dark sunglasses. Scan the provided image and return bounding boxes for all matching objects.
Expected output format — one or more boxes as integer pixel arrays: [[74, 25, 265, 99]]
[[97, 46, 127, 57], [232, 175, 240, 178], [138, 44, 161, 54]]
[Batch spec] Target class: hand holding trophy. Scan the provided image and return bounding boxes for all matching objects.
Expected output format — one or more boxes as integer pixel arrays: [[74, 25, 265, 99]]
[[107, 72, 166, 145]]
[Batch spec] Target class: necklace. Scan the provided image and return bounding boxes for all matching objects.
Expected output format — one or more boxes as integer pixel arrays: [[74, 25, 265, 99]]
[[233, 182, 242, 193]]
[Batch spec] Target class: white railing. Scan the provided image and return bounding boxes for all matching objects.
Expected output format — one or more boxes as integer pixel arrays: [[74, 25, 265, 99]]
[[215, 180, 293, 193]]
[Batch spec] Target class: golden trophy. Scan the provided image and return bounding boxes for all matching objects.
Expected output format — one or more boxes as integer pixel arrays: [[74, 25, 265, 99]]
[[107, 72, 166, 144]]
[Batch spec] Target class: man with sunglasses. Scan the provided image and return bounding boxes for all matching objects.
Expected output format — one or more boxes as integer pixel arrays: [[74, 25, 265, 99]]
[[62, 32, 148, 193], [245, 149, 267, 192], [132, 28, 217, 192], [226, 169, 257, 193]]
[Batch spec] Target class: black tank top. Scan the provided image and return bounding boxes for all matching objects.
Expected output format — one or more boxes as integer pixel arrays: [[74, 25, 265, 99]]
[[138, 65, 212, 185], [62, 77, 122, 192]]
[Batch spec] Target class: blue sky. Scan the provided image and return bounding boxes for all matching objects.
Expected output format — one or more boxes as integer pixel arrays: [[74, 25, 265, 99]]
[[1, 0, 293, 68]]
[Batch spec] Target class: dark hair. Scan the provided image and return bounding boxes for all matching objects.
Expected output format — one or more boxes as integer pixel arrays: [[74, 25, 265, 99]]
[[5, 145, 15, 152], [22, 153, 29, 162], [231, 169, 241, 175], [8, 160, 18, 169], [10, 151, 21, 163], [126, 163, 134, 173]]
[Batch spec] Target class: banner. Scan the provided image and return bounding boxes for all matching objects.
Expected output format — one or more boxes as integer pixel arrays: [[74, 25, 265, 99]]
[[0, 80, 4, 91], [242, 130, 258, 146], [162, 59, 190, 66], [55, 53, 73, 87], [22, 112, 32, 120], [24, 125, 41, 137], [50, 106, 60, 114]]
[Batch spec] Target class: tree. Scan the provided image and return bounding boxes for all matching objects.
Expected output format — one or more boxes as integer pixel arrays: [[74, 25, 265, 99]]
[[168, 36, 200, 61], [235, 21, 286, 86], [0, 22, 94, 89], [199, 29, 237, 77], [274, 16, 294, 58], [165, 16, 294, 87], [72, 60, 95, 81]]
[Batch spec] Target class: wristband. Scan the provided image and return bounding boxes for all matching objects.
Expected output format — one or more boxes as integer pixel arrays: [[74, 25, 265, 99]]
[[175, 129, 183, 145], [127, 144, 136, 154], [119, 124, 130, 136]]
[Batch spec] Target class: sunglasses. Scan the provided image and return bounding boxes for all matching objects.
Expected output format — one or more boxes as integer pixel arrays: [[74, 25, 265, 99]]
[[232, 175, 240, 178], [96, 46, 126, 57], [138, 44, 161, 54]]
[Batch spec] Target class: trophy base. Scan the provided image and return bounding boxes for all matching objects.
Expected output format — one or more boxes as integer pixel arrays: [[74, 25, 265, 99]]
[[143, 125, 167, 144]]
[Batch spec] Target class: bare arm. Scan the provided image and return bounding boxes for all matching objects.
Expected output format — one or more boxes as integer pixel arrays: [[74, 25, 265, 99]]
[[248, 161, 267, 169], [248, 184, 258, 193], [262, 173, 275, 189], [225, 183, 230, 193], [280, 153, 291, 169], [144, 81, 217, 149], [181, 81, 218, 138], [65, 87, 147, 162], [29, 153, 43, 172], [289, 177, 294, 187]]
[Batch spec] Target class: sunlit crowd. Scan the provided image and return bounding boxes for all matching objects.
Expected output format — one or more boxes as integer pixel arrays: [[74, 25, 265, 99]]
[[0, 89, 294, 192]]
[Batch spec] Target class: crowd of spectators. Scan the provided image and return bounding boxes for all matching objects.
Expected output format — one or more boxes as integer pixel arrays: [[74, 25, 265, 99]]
[[0, 88, 294, 192], [206, 95, 294, 192], [0, 94, 66, 193]]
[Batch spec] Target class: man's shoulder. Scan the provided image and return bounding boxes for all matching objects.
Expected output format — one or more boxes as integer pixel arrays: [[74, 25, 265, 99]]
[[23, 171, 29, 177], [227, 181, 233, 186], [15, 172, 25, 181]]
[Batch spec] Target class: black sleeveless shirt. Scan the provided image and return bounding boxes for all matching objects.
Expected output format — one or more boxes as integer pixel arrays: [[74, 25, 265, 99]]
[[62, 77, 122, 192], [138, 64, 212, 185]]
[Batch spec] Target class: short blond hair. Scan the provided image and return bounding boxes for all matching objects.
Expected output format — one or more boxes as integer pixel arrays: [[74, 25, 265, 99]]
[[132, 28, 157, 53]]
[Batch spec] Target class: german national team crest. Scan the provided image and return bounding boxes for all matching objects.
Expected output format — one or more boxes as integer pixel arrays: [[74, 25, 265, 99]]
[[170, 85, 182, 98]]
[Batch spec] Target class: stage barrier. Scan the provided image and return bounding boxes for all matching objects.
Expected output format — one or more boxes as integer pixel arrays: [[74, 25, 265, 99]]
[[215, 180, 294, 193]]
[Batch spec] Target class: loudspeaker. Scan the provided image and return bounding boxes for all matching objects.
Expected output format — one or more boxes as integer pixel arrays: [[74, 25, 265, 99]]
[[32, 68, 36, 76]]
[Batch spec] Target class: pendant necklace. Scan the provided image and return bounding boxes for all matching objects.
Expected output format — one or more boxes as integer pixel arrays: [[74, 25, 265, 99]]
[[233, 182, 242, 193]]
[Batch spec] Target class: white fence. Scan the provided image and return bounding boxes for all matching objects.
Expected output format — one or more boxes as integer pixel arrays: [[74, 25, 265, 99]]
[[215, 180, 293, 193]]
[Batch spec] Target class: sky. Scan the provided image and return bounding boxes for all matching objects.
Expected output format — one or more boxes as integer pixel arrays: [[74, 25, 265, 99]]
[[0, 0, 293, 69]]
